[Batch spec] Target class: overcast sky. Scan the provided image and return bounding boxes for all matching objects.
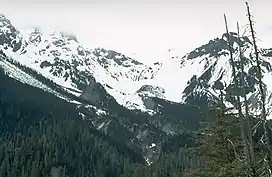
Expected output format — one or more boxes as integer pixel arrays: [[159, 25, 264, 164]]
[[1, 0, 272, 63]]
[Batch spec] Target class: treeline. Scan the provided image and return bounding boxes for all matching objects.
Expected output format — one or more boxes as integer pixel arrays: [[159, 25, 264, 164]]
[[0, 67, 143, 177], [2, 56, 80, 102], [0, 53, 207, 177], [0, 66, 201, 177]]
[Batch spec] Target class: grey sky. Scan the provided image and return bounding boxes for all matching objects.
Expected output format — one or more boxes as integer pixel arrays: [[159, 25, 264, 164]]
[[1, 0, 272, 63]]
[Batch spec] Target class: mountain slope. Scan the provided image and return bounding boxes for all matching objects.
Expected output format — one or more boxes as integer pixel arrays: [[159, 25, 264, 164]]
[[175, 33, 272, 118], [2, 13, 272, 119], [0, 57, 204, 165], [2, 12, 272, 117], [0, 14, 163, 112], [2, 12, 272, 165], [0, 67, 151, 177]]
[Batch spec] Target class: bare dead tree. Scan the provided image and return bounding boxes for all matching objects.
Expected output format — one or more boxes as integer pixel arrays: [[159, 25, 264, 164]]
[[237, 21, 257, 176], [224, 14, 250, 167], [246, 2, 272, 175], [246, 0, 270, 154]]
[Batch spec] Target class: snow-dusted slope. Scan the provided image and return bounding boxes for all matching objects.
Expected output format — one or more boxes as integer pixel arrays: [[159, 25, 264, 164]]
[[0, 14, 164, 112], [170, 33, 272, 119], [1, 13, 272, 120], [0, 57, 80, 104], [4, 13, 272, 164]]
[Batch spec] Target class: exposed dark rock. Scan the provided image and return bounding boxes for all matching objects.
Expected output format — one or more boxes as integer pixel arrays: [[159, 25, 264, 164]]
[[213, 80, 224, 90], [79, 79, 102, 106], [40, 61, 52, 68], [0, 50, 6, 57], [77, 46, 85, 56], [53, 39, 65, 47], [12, 39, 22, 52], [136, 85, 165, 98], [142, 97, 156, 110]]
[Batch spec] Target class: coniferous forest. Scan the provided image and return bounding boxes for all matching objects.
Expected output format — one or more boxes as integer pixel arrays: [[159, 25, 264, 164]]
[[1, 2, 272, 177]]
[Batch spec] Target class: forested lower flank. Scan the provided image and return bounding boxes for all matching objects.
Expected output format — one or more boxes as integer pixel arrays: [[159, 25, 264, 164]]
[[0, 66, 145, 177], [0, 64, 201, 177], [1, 72, 269, 177]]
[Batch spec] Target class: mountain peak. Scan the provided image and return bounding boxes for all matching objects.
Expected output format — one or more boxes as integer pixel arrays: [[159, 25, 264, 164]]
[[182, 32, 252, 61], [1, 13, 272, 120], [0, 14, 24, 53], [0, 13, 9, 22]]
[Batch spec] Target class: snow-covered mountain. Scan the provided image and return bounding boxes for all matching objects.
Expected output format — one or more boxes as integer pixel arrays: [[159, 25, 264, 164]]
[[3, 13, 272, 164], [0, 14, 184, 163], [177, 33, 272, 119], [2, 13, 272, 120], [0, 13, 163, 111], [1, 13, 272, 119]]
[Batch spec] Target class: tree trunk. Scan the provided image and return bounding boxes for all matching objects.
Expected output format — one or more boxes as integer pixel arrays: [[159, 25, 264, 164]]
[[237, 21, 256, 175], [246, 0, 271, 155], [224, 14, 250, 165]]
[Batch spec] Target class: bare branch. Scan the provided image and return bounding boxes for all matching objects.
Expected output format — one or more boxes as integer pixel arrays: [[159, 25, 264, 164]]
[[224, 13, 251, 166]]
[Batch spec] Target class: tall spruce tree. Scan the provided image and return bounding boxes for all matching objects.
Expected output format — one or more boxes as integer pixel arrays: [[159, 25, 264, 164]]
[[184, 108, 247, 177]]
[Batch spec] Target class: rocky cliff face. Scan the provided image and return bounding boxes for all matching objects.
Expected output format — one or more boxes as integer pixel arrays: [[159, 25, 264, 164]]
[[0, 14, 26, 53], [177, 33, 272, 118], [1, 14, 272, 118], [1, 13, 272, 165], [0, 14, 163, 112]]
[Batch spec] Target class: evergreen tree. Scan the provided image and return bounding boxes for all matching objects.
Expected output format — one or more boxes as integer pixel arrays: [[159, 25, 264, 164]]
[[185, 109, 247, 177]]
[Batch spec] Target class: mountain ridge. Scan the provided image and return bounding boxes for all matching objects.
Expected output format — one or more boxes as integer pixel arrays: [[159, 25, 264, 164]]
[[1, 13, 272, 119], [2, 13, 272, 162]]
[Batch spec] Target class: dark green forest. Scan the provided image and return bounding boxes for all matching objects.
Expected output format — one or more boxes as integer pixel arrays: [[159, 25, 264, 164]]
[[2, 65, 271, 177], [0, 64, 201, 177]]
